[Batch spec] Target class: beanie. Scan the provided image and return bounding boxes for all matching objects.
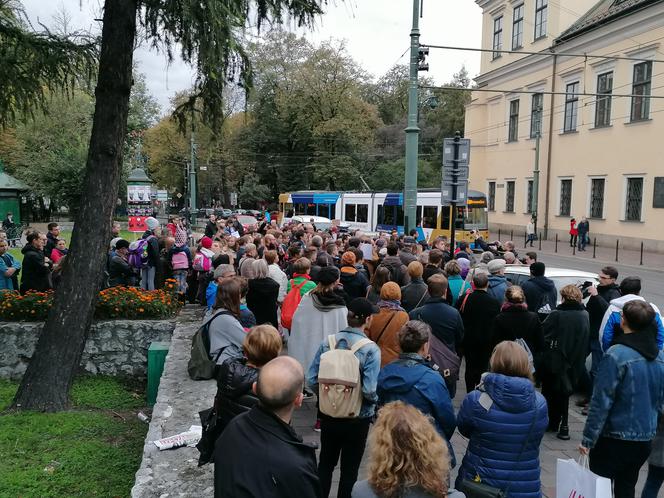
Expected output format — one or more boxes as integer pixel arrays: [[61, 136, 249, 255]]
[[145, 217, 159, 230], [201, 236, 213, 249]]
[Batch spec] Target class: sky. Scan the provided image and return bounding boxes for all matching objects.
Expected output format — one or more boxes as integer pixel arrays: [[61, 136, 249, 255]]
[[19, 0, 483, 114]]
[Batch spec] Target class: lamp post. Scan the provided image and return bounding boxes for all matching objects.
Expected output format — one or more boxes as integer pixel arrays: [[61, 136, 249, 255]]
[[532, 105, 542, 235], [404, 0, 422, 234]]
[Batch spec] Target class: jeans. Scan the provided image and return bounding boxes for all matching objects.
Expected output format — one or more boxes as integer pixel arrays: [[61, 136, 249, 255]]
[[590, 437, 651, 498], [641, 464, 664, 498], [140, 266, 156, 290], [526, 234, 536, 247], [173, 270, 188, 294], [318, 415, 371, 498], [542, 381, 569, 430], [589, 339, 603, 390], [578, 233, 588, 250]]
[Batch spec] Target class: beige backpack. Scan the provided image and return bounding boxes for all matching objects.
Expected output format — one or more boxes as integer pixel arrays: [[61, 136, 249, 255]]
[[318, 335, 373, 418]]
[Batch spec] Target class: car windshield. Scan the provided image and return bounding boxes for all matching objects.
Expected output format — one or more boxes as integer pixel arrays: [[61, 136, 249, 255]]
[[237, 216, 256, 224]]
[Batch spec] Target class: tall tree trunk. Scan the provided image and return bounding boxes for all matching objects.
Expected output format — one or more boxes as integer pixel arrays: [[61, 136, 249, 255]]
[[12, 0, 138, 412]]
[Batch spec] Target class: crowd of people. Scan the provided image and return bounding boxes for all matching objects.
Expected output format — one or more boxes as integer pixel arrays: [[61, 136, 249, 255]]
[[183, 216, 664, 498], [3, 211, 664, 498]]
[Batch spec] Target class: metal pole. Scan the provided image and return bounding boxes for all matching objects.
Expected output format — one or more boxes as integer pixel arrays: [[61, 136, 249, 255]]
[[532, 121, 541, 235], [510, 229, 514, 241], [615, 239, 619, 262], [189, 122, 198, 227], [404, 0, 421, 234], [450, 133, 461, 250], [498, 228, 501, 240], [538, 232, 542, 250], [640, 242, 644, 266], [593, 237, 597, 258], [555, 233, 558, 253]]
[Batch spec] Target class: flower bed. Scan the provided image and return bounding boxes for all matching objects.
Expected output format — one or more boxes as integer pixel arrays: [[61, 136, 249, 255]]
[[0, 279, 181, 321]]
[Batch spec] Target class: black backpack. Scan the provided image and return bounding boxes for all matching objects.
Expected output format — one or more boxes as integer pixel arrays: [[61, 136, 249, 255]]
[[188, 311, 232, 380]]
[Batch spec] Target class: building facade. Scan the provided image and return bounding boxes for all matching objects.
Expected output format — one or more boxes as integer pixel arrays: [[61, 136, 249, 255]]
[[466, 0, 664, 250]]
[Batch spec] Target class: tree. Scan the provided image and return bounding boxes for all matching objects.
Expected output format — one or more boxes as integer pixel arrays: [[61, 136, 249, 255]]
[[11, 0, 328, 412]]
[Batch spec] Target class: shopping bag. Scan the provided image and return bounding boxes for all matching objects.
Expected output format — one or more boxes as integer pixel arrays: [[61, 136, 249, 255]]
[[556, 457, 612, 498]]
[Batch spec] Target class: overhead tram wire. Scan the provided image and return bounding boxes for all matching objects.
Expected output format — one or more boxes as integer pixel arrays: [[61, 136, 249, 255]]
[[420, 85, 664, 100]]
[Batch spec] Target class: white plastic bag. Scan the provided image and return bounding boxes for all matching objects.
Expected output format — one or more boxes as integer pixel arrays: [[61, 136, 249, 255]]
[[556, 456, 612, 498]]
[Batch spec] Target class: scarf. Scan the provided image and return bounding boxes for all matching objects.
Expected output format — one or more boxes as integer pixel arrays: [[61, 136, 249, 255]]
[[378, 299, 404, 312], [501, 302, 528, 312]]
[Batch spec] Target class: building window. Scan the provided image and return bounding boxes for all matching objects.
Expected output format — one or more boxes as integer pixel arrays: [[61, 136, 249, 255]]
[[488, 182, 496, 211], [508, 99, 519, 142], [595, 72, 613, 128], [512, 4, 524, 49], [530, 93, 543, 138], [526, 179, 534, 213], [534, 0, 547, 39], [563, 82, 579, 133], [625, 177, 644, 221], [590, 178, 605, 218], [559, 179, 572, 216], [631, 61, 652, 122], [505, 181, 515, 212], [493, 16, 503, 59], [356, 204, 368, 223]]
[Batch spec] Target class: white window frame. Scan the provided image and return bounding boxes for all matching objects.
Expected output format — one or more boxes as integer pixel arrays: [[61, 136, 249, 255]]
[[508, 98, 520, 142], [492, 16, 504, 59], [586, 175, 607, 220], [621, 175, 646, 222], [557, 177, 574, 217], [504, 178, 516, 213], [487, 180, 497, 212]]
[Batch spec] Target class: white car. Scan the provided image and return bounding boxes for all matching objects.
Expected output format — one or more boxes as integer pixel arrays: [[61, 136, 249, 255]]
[[504, 265, 599, 303], [288, 215, 349, 232]]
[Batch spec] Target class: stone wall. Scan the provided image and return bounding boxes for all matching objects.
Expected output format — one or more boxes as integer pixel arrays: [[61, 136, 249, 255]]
[[0, 319, 176, 380]]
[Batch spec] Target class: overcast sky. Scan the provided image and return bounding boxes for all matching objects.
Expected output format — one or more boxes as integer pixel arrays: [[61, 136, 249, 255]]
[[20, 0, 482, 114]]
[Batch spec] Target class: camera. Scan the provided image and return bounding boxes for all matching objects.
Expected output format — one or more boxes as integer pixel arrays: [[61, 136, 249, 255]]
[[578, 280, 594, 299]]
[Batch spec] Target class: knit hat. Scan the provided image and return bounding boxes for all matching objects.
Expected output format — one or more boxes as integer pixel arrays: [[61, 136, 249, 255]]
[[375, 239, 386, 249], [457, 258, 471, 279], [145, 217, 159, 230], [488, 259, 506, 274], [380, 281, 401, 301], [200, 236, 213, 249], [341, 251, 356, 266], [317, 266, 340, 285]]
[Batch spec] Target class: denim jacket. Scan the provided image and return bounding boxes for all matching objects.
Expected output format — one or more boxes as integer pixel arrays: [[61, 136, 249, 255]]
[[582, 344, 664, 449], [306, 327, 381, 419]]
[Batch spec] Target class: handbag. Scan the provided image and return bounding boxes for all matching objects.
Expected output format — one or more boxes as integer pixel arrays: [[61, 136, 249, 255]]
[[458, 398, 538, 498]]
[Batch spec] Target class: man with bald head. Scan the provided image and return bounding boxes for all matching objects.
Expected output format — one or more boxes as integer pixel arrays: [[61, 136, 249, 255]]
[[214, 356, 321, 498]]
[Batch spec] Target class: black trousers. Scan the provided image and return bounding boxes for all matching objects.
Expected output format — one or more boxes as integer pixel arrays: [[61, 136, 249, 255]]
[[589, 437, 651, 498], [318, 415, 371, 498], [464, 360, 487, 394], [541, 381, 569, 430]]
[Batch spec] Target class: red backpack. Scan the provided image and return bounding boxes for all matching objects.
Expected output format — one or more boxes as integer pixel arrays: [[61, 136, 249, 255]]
[[281, 279, 308, 330]]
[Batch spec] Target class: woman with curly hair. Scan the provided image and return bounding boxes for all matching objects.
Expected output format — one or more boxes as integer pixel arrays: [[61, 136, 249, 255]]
[[352, 401, 465, 498]]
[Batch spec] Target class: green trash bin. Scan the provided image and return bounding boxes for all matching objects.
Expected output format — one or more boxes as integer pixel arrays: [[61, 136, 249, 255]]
[[147, 341, 169, 406]]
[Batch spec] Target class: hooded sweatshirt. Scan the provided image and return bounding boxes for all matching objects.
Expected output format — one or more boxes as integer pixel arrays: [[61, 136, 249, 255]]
[[486, 274, 508, 302], [521, 275, 557, 317], [600, 294, 664, 352]]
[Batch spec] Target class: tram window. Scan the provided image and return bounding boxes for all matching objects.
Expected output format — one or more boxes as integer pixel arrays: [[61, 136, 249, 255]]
[[318, 203, 330, 217], [416, 206, 423, 226], [422, 206, 438, 228], [357, 204, 368, 223], [345, 204, 356, 222], [377, 205, 385, 224], [382, 206, 395, 225], [455, 207, 465, 229], [293, 203, 304, 215], [396, 205, 404, 226], [441, 206, 451, 230], [306, 203, 316, 216], [329, 204, 336, 219]]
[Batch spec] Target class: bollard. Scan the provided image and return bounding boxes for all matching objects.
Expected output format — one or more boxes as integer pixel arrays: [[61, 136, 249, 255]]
[[498, 228, 501, 241], [593, 238, 597, 259], [615, 240, 619, 262], [538, 232, 542, 251], [510, 230, 514, 241], [640, 242, 644, 266], [555, 233, 558, 253]]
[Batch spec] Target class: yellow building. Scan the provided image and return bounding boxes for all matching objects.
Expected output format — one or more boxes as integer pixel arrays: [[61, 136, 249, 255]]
[[466, 0, 664, 251]]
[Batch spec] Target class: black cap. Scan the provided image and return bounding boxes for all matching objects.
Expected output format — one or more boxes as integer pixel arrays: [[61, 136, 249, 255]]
[[403, 236, 416, 244], [115, 239, 130, 250], [317, 266, 340, 285], [348, 298, 379, 319]]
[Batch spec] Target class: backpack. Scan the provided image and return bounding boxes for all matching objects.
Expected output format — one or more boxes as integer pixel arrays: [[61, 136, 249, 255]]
[[514, 337, 536, 374], [128, 237, 153, 270], [188, 311, 231, 380], [318, 335, 373, 418], [378, 262, 399, 284], [172, 251, 189, 270], [193, 253, 211, 272], [536, 291, 556, 318], [280, 279, 308, 330]]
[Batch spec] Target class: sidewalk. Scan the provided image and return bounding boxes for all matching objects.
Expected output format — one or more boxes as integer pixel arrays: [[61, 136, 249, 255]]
[[490, 231, 664, 273]]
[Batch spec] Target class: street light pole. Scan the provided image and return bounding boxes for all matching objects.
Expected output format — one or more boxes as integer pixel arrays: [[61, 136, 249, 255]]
[[189, 123, 197, 227], [404, 0, 421, 234], [532, 106, 541, 235]]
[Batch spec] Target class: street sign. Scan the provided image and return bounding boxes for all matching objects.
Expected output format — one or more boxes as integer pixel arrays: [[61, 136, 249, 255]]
[[157, 189, 168, 201], [442, 138, 471, 166], [443, 166, 469, 182], [230, 192, 238, 206], [199, 166, 208, 171], [441, 181, 468, 205]]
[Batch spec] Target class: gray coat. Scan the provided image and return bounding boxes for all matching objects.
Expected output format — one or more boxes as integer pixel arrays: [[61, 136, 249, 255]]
[[352, 480, 465, 498]]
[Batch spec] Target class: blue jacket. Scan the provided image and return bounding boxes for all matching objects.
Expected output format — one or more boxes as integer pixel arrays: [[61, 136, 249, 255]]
[[0, 252, 21, 290], [378, 353, 457, 466], [582, 333, 664, 449], [456, 373, 548, 498], [448, 274, 470, 306], [409, 297, 464, 352], [600, 294, 664, 352], [486, 275, 508, 302], [307, 327, 381, 419]]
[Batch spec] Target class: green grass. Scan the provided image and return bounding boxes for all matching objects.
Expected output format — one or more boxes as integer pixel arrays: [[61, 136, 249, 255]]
[[0, 376, 148, 497]]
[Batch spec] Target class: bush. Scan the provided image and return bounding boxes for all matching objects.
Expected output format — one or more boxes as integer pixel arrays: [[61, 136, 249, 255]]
[[0, 279, 181, 321]]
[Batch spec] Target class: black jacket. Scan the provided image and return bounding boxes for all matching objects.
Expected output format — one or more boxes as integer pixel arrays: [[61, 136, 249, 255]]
[[400, 277, 429, 313], [339, 269, 370, 302], [108, 255, 137, 287], [492, 306, 545, 355], [205, 220, 216, 238], [45, 232, 58, 259], [379, 256, 410, 287], [423, 264, 444, 283], [216, 358, 260, 430], [409, 297, 464, 352], [521, 275, 557, 318], [20, 245, 51, 293], [459, 290, 500, 366], [141, 230, 160, 267], [246, 277, 280, 328], [585, 283, 621, 341], [214, 405, 321, 498]]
